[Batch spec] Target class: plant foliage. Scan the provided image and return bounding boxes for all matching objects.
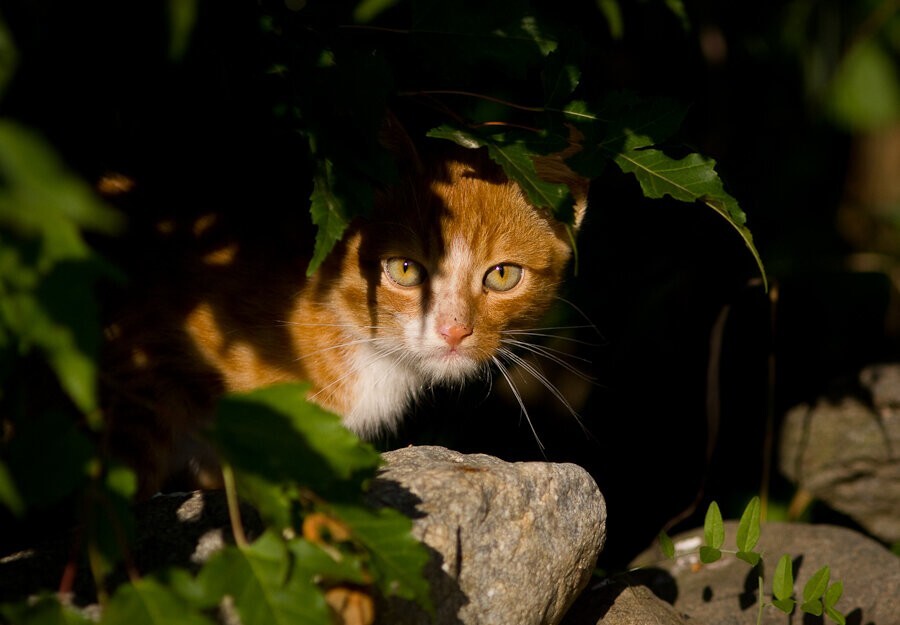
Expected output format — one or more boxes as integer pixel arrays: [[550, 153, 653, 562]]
[[659, 498, 846, 625]]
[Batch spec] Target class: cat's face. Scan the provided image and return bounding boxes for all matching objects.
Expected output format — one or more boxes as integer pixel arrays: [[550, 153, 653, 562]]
[[332, 153, 578, 387]]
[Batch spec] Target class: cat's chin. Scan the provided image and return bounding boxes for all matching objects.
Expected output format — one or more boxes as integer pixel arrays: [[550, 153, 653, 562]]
[[417, 350, 483, 384]]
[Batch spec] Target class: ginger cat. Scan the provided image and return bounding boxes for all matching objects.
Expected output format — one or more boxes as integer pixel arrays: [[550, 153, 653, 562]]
[[102, 140, 587, 495]]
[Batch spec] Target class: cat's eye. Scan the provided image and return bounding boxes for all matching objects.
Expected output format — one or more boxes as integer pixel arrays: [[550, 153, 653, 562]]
[[384, 257, 426, 287], [483, 263, 523, 292]]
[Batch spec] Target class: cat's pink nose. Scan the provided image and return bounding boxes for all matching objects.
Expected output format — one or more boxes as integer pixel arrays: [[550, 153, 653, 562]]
[[439, 323, 473, 348]]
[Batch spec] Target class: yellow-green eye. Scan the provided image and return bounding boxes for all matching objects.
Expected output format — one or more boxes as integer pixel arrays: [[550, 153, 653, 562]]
[[483, 263, 523, 292], [384, 257, 426, 287]]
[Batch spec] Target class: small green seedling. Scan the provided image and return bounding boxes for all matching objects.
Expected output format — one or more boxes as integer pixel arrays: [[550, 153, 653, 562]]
[[659, 497, 846, 625]]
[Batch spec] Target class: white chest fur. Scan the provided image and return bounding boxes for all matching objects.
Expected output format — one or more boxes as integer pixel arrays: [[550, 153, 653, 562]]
[[340, 345, 424, 436]]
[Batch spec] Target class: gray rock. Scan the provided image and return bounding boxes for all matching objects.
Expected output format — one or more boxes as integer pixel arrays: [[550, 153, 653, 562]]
[[561, 579, 690, 625], [632, 521, 900, 625], [368, 445, 607, 625], [780, 363, 900, 542]]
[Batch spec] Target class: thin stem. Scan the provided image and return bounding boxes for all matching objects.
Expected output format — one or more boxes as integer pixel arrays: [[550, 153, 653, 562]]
[[398, 89, 546, 113], [222, 464, 249, 549]]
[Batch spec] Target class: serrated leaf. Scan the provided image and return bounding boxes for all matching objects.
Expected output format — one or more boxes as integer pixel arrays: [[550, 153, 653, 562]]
[[307, 160, 350, 277], [102, 578, 216, 625], [427, 125, 575, 222], [658, 531, 675, 559], [699, 546, 721, 564], [736, 551, 761, 567], [198, 531, 330, 625], [772, 554, 795, 602], [772, 598, 796, 614], [561, 94, 766, 289], [0, 594, 93, 625], [331, 503, 432, 612], [803, 566, 830, 602], [703, 502, 724, 549], [736, 496, 761, 553], [801, 599, 824, 616]]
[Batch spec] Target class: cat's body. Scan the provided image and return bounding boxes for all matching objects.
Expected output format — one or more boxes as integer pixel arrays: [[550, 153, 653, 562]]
[[102, 144, 586, 495]]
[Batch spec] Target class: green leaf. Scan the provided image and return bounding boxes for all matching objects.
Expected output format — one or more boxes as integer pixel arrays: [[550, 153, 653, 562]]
[[198, 531, 331, 625], [354, 0, 401, 22], [290, 538, 369, 586], [0, 594, 92, 625], [736, 496, 761, 553], [825, 605, 846, 625], [167, 0, 199, 60], [0, 459, 24, 516], [596, 0, 623, 39], [3, 410, 93, 508], [772, 554, 795, 602], [772, 598, 796, 614], [826, 38, 900, 131], [801, 599, 824, 616], [699, 545, 721, 564], [736, 551, 761, 567], [331, 503, 432, 611], [824, 580, 843, 608], [0, 121, 122, 418], [0, 13, 18, 98], [213, 384, 382, 494], [307, 160, 350, 276], [658, 530, 675, 559], [542, 47, 582, 107], [824, 581, 846, 625], [102, 578, 216, 625], [703, 502, 724, 549], [427, 125, 575, 222], [561, 94, 766, 290], [802, 566, 830, 602]]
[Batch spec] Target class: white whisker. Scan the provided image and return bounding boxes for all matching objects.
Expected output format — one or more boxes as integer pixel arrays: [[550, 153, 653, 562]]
[[497, 346, 585, 430], [499, 338, 596, 383], [491, 355, 545, 452]]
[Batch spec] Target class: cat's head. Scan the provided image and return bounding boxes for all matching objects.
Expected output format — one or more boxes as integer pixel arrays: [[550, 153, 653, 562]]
[[331, 144, 587, 387]]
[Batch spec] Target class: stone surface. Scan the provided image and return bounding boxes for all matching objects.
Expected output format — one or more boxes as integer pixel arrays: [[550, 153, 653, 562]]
[[561, 579, 689, 625], [632, 521, 900, 625], [780, 363, 900, 542], [368, 445, 607, 625]]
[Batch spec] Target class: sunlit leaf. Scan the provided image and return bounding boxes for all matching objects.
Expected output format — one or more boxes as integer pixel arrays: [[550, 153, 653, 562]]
[[772, 554, 795, 602], [824, 581, 846, 625], [213, 384, 381, 493], [699, 546, 721, 564], [736, 496, 761, 553], [658, 531, 675, 559], [427, 125, 575, 221], [736, 551, 761, 567], [802, 566, 830, 603], [331, 503, 432, 612], [703, 502, 724, 549], [802, 598, 824, 616], [198, 531, 331, 625], [773, 598, 795, 614]]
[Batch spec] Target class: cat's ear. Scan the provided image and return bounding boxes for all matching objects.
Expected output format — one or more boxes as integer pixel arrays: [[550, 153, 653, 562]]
[[379, 111, 424, 174], [533, 126, 589, 230]]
